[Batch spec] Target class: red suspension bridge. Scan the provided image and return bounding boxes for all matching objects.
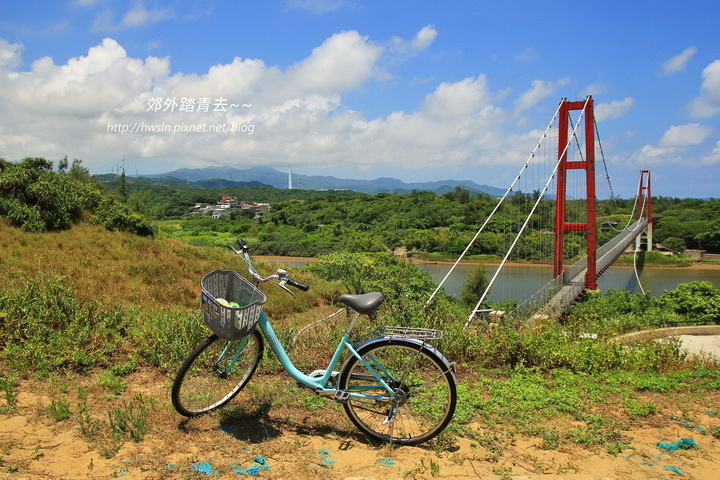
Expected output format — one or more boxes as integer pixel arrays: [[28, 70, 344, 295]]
[[426, 96, 654, 325]]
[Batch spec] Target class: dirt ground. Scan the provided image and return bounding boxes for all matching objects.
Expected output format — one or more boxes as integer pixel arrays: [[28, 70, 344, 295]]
[[2, 368, 720, 480]]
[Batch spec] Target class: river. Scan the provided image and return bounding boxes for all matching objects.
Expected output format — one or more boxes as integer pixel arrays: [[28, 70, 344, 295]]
[[258, 256, 720, 303]]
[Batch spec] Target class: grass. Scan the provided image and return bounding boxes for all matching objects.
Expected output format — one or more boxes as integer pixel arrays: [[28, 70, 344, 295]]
[[1, 220, 720, 475]]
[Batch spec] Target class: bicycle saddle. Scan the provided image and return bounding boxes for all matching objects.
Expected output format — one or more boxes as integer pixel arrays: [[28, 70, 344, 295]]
[[339, 292, 384, 315]]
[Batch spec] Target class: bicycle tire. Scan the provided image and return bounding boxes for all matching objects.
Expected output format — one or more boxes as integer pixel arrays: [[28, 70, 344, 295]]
[[338, 338, 457, 445], [172, 331, 263, 417]]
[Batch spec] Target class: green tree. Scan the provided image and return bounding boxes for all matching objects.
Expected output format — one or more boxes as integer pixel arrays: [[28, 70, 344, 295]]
[[68, 158, 92, 183], [0, 157, 83, 232], [460, 263, 490, 307], [0, 157, 153, 236]]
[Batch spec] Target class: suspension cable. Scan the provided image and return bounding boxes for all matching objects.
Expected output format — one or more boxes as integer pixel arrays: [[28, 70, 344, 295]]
[[425, 100, 564, 307], [594, 117, 616, 201], [465, 96, 592, 326]]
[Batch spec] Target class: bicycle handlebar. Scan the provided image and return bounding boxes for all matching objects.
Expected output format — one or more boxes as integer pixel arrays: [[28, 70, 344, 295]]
[[228, 239, 309, 296]]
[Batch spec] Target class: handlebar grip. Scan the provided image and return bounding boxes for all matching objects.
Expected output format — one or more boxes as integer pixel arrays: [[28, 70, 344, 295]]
[[286, 278, 310, 291], [236, 238, 250, 252]]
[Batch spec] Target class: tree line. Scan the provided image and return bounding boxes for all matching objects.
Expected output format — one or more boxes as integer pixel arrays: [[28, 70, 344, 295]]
[[140, 183, 719, 260], [2, 157, 718, 260]]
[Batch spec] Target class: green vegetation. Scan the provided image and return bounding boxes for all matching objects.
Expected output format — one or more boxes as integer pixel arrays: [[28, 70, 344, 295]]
[[0, 157, 153, 236], [94, 174, 720, 260], [1, 161, 720, 468]]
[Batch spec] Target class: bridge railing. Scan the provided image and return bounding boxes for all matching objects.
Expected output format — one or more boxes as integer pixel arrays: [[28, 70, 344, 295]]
[[507, 218, 649, 321]]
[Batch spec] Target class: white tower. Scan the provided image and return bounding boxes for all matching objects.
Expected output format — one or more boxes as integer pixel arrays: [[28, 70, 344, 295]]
[[288, 169, 293, 189]]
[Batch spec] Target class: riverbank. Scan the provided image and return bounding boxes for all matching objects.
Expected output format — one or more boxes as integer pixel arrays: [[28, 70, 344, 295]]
[[256, 254, 720, 270]]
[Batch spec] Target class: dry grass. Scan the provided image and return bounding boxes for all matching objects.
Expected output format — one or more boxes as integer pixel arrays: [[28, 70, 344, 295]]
[[0, 219, 333, 314]]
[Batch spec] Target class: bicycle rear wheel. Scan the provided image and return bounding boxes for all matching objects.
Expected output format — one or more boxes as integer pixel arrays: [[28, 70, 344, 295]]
[[338, 338, 457, 445], [172, 331, 263, 417]]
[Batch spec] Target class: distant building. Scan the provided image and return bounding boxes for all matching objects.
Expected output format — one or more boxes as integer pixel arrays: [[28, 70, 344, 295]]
[[190, 196, 271, 219], [254, 203, 271, 215]]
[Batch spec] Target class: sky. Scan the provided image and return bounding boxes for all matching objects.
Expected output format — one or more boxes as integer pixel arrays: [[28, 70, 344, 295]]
[[0, 1, 719, 199]]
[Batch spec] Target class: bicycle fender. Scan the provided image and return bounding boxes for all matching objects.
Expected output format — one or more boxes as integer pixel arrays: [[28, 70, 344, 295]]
[[343, 336, 457, 381]]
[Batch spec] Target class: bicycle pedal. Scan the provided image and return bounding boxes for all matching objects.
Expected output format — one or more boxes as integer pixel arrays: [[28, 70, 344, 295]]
[[333, 390, 351, 403]]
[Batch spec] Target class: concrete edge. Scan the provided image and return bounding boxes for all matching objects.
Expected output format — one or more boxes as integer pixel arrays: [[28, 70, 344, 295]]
[[613, 325, 720, 345]]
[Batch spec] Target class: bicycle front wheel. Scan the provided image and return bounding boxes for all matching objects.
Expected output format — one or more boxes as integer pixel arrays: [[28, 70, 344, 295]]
[[172, 331, 263, 417], [338, 338, 457, 445]]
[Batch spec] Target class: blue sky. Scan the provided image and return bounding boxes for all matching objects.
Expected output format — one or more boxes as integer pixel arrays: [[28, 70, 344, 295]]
[[1, 1, 719, 198]]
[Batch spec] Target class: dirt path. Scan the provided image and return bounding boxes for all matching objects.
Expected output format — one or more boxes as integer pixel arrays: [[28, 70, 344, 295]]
[[2, 369, 719, 479]]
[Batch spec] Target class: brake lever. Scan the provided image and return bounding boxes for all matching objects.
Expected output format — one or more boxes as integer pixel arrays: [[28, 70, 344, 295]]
[[275, 279, 296, 298], [275, 269, 296, 298]]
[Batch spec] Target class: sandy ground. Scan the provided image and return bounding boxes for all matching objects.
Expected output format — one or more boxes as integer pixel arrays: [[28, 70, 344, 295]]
[[2, 369, 720, 480]]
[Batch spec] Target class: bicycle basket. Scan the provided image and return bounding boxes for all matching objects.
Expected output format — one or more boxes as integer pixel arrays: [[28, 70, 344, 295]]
[[200, 270, 266, 340]]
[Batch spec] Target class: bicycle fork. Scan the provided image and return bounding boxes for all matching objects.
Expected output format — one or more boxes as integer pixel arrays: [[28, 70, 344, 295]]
[[213, 337, 249, 378]]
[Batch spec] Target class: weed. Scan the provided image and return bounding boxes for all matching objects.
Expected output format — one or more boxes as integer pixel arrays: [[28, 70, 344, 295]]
[[76, 385, 89, 400], [0, 377, 17, 414], [96, 370, 126, 395], [75, 394, 154, 459], [471, 430, 510, 462], [567, 413, 631, 454], [492, 466, 513, 480], [109, 360, 137, 377], [624, 398, 658, 418], [76, 403, 101, 441], [107, 393, 155, 442], [540, 430, 560, 450], [45, 397, 72, 422], [429, 459, 440, 477]]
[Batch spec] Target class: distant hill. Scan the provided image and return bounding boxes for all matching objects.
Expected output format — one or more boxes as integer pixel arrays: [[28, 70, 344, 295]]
[[93, 173, 270, 189], [141, 166, 506, 196]]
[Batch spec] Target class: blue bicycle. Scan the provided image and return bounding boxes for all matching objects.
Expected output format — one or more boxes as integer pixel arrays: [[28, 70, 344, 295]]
[[171, 240, 457, 445]]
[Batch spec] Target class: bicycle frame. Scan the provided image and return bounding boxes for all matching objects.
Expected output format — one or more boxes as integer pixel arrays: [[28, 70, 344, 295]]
[[219, 309, 396, 402]]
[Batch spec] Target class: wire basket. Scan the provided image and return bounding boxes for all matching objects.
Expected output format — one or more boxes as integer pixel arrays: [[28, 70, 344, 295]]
[[200, 270, 266, 340]]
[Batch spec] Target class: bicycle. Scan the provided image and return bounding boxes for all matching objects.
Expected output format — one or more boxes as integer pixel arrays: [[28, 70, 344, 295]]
[[171, 239, 457, 445]]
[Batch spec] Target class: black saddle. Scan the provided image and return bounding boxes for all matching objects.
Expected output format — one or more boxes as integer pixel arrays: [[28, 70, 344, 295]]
[[339, 292, 384, 315]]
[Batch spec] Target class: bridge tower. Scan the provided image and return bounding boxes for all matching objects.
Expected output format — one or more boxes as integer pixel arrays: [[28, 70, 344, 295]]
[[637, 169, 653, 251], [553, 96, 597, 290]]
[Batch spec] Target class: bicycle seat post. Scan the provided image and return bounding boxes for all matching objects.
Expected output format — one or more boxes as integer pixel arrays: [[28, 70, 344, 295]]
[[342, 308, 361, 338]]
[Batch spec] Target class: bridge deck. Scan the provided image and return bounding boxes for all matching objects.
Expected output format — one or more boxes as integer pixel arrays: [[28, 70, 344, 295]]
[[511, 219, 649, 319]]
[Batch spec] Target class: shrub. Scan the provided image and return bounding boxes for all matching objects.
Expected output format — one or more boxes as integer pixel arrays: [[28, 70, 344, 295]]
[[659, 281, 720, 324], [0, 157, 154, 237]]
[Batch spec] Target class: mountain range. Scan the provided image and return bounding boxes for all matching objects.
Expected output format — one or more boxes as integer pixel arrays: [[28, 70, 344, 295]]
[[142, 166, 506, 196]]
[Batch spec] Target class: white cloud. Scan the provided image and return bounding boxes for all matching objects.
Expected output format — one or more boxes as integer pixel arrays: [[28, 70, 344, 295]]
[[423, 75, 492, 119], [661, 47, 697, 75], [701, 140, 720, 165], [410, 25, 437, 51], [0, 39, 22, 70], [688, 59, 720, 118], [659, 123, 713, 147], [286, 31, 382, 96], [628, 144, 680, 165], [72, 0, 102, 6], [0, 33, 551, 177], [515, 78, 570, 112], [515, 47, 538, 63], [595, 97, 635, 121], [285, 0, 350, 13], [92, 3, 171, 32], [387, 25, 437, 63], [122, 3, 170, 28], [628, 123, 716, 167]]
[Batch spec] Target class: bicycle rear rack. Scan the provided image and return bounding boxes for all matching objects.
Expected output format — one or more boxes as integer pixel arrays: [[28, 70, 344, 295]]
[[354, 326, 443, 344]]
